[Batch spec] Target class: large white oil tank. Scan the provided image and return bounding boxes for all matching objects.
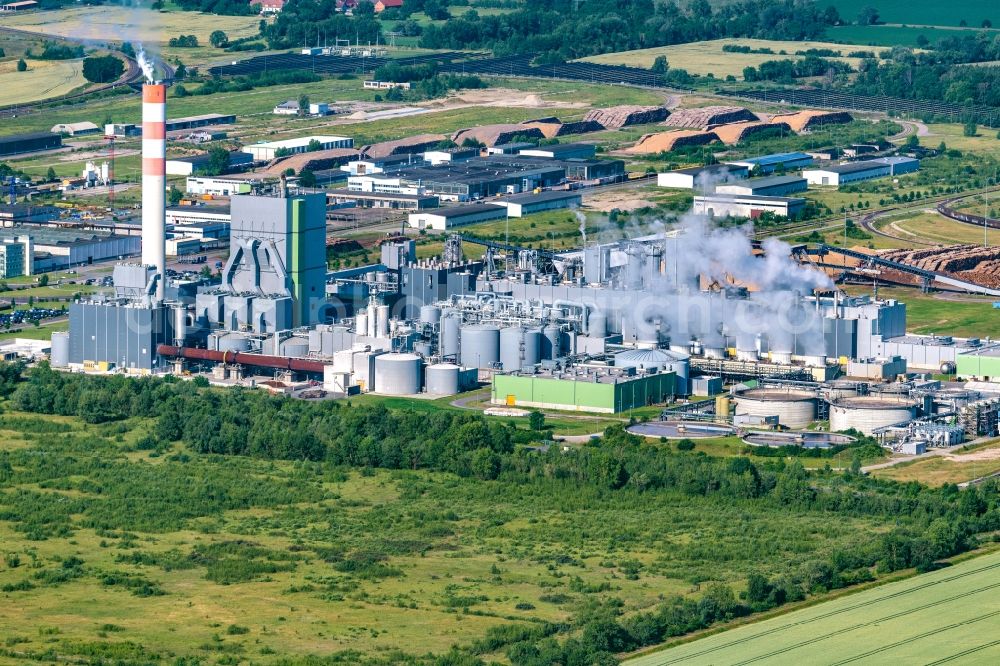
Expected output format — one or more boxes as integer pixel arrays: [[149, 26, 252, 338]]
[[460, 324, 500, 369], [500, 326, 541, 371], [420, 305, 441, 325], [280, 336, 310, 358], [830, 396, 917, 435], [440, 311, 460, 357], [426, 362, 461, 395], [376, 305, 390, 338], [542, 323, 561, 360], [217, 332, 250, 353], [616, 348, 690, 395], [355, 311, 368, 336], [50, 331, 69, 367], [734, 388, 816, 429], [373, 352, 423, 395]]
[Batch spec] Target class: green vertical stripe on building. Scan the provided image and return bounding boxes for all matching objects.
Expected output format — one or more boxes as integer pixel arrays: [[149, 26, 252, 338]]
[[290, 198, 304, 326]]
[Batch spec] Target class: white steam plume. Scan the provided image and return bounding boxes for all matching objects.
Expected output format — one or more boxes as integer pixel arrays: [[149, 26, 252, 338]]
[[136, 44, 155, 83]]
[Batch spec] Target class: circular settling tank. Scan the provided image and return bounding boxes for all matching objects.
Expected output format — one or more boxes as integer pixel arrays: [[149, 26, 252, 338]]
[[733, 388, 816, 429], [829, 395, 917, 435], [742, 431, 857, 449], [628, 421, 736, 439]]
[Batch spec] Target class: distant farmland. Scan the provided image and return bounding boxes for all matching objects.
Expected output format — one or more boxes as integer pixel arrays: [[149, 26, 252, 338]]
[[625, 548, 1000, 666], [823, 0, 1000, 27]]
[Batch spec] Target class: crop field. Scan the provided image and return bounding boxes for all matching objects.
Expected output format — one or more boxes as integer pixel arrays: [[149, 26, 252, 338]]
[[580, 39, 890, 79], [0, 403, 920, 663], [0, 7, 260, 54], [0, 58, 86, 106], [872, 451, 1000, 486], [824, 24, 976, 48], [821, 0, 1000, 28], [626, 546, 1000, 666]]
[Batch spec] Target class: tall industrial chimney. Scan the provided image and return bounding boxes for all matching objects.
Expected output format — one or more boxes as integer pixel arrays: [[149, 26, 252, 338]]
[[141, 83, 166, 299]]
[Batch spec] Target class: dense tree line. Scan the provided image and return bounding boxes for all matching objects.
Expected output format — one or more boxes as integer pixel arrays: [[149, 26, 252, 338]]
[[417, 0, 836, 59], [261, 0, 383, 50], [5, 363, 1000, 663], [742, 56, 852, 83], [851, 51, 1000, 107]]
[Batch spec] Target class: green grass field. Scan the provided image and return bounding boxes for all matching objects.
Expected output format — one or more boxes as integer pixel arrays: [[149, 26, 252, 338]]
[[625, 546, 1000, 665], [0, 406, 913, 663], [822, 0, 1000, 28], [825, 24, 992, 48], [842, 286, 998, 338]]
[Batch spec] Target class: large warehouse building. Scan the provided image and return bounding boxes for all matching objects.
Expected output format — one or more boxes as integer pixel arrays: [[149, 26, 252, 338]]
[[0, 132, 61, 157], [485, 190, 582, 217], [243, 135, 354, 161], [726, 152, 812, 174], [492, 366, 677, 413], [658, 164, 749, 190], [802, 160, 892, 186], [693, 194, 805, 219], [408, 204, 507, 231], [714, 175, 808, 197]]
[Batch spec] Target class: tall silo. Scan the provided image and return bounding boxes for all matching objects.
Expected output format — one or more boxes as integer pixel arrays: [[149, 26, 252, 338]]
[[373, 353, 423, 395], [460, 324, 500, 368]]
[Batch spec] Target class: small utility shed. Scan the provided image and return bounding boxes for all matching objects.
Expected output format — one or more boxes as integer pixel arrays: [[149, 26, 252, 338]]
[[408, 204, 507, 231], [486, 190, 582, 217], [801, 160, 891, 187]]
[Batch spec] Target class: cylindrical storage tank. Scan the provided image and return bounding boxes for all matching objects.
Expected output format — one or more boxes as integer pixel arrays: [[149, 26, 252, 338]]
[[734, 388, 816, 429], [367, 302, 378, 337], [829, 396, 917, 435], [460, 324, 500, 369], [589, 310, 607, 339], [770, 350, 793, 365], [542, 324, 561, 360], [420, 305, 441, 326], [355, 312, 368, 336], [426, 363, 461, 395], [615, 348, 672, 372], [440, 312, 460, 357], [933, 390, 975, 414], [280, 336, 310, 358], [736, 336, 758, 362], [802, 354, 827, 367], [50, 331, 69, 368], [413, 341, 433, 358], [373, 353, 423, 395], [704, 345, 725, 359], [217, 333, 250, 353], [376, 305, 390, 338], [173, 305, 188, 345], [822, 380, 860, 402], [715, 395, 731, 420]]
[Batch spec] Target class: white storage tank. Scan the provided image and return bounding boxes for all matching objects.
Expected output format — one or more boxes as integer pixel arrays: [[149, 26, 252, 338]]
[[355, 312, 368, 336], [542, 323, 561, 360], [440, 311, 460, 357], [217, 332, 250, 353], [830, 396, 917, 435], [500, 326, 541, 371], [50, 331, 69, 368], [615, 348, 690, 395], [821, 380, 861, 402], [460, 324, 500, 368], [734, 388, 816, 429], [420, 305, 441, 325], [374, 353, 423, 395], [589, 310, 607, 339], [376, 305, 390, 338], [426, 362, 461, 395], [280, 336, 311, 358]]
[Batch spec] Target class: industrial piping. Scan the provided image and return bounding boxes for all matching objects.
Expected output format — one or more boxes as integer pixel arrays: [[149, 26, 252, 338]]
[[156, 345, 328, 373], [142, 83, 167, 299]]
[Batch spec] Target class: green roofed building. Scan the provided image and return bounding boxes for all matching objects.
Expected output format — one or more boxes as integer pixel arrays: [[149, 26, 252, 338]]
[[957, 345, 1000, 382], [491, 366, 676, 414]]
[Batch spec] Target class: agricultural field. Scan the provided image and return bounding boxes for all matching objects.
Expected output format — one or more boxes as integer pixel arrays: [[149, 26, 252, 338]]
[[0, 58, 86, 106], [626, 546, 1000, 666], [821, 0, 1000, 28], [824, 24, 977, 48], [0, 6, 262, 67], [580, 39, 892, 79]]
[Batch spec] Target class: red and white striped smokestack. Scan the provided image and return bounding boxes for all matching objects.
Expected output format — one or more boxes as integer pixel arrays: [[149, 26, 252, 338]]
[[142, 83, 166, 298]]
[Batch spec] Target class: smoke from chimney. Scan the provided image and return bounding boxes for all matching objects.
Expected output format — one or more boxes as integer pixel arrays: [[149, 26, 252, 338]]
[[141, 83, 166, 299]]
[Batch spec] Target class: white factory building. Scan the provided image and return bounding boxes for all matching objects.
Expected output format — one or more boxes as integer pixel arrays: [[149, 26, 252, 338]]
[[714, 175, 808, 197], [408, 204, 507, 231], [693, 194, 806, 219], [185, 176, 262, 196], [802, 160, 892, 186], [242, 135, 354, 161], [485, 191, 582, 217], [873, 156, 921, 176], [657, 164, 749, 190]]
